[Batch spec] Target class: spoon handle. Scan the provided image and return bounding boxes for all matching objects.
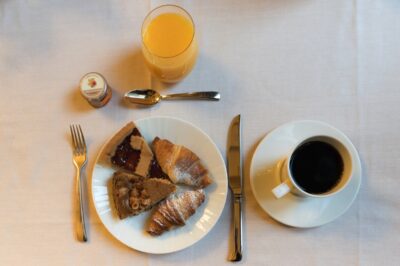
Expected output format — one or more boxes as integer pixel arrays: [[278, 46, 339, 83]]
[[162, 91, 220, 101]]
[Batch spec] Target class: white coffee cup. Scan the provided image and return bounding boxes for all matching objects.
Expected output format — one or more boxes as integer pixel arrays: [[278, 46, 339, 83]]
[[272, 136, 354, 199]]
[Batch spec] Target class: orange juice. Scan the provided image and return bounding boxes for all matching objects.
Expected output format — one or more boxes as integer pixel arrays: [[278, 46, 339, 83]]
[[142, 6, 198, 83]]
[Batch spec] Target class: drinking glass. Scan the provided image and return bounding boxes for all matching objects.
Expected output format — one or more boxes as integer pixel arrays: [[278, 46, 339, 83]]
[[141, 5, 198, 83]]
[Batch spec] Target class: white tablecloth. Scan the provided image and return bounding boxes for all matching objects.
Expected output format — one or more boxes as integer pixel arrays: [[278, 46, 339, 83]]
[[1, 0, 399, 265]]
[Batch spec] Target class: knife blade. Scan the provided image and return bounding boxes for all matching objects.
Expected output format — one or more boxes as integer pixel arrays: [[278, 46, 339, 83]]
[[227, 114, 242, 261]]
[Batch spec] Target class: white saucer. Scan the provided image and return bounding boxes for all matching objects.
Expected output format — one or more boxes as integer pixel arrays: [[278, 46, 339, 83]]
[[249, 120, 362, 228]]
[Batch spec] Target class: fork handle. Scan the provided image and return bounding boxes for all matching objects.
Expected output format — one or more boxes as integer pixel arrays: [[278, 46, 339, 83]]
[[76, 167, 88, 242]]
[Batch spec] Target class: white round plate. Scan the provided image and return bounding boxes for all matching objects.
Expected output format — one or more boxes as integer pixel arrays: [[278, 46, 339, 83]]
[[91, 117, 228, 253], [250, 120, 361, 228]]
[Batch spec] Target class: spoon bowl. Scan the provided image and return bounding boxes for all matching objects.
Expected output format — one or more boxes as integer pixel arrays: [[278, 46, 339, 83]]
[[124, 89, 162, 105]]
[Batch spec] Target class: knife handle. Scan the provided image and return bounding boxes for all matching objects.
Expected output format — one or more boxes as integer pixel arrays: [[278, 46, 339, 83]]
[[230, 194, 242, 261]]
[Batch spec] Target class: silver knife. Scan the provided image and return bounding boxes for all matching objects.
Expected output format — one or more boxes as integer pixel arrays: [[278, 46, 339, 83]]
[[227, 115, 243, 261]]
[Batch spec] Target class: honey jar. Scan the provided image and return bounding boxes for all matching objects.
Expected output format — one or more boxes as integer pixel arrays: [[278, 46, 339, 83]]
[[79, 72, 112, 108]]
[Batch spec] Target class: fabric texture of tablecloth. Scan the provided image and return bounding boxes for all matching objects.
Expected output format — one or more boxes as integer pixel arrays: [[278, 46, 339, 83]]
[[0, 0, 399, 265]]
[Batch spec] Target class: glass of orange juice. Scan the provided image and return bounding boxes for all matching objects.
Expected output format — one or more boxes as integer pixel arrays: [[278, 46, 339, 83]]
[[141, 5, 198, 83]]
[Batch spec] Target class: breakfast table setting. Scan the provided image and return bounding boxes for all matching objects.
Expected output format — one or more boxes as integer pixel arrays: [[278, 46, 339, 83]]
[[1, 0, 400, 265]]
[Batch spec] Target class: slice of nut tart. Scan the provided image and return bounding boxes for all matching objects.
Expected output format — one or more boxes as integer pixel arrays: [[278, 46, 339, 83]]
[[112, 171, 176, 219]]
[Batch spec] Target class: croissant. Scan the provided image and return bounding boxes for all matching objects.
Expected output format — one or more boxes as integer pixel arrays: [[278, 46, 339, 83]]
[[152, 137, 212, 188], [147, 190, 206, 236]]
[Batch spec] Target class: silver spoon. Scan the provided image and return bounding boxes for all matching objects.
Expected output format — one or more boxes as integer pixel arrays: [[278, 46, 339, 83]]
[[124, 89, 220, 105]]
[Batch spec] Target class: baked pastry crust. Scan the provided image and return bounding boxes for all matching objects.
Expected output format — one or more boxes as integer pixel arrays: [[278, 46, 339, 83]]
[[147, 189, 206, 236], [152, 137, 212, 188], [104, 123, 213, 235], [99, 122, 168, 179], [112, 171, 176, 219]]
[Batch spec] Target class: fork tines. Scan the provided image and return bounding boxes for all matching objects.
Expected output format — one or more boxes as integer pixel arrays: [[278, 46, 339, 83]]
[[70, 124, 87, 154]]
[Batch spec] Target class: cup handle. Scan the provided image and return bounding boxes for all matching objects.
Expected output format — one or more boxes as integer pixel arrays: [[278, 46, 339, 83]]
[[272, 180, 291, 199]]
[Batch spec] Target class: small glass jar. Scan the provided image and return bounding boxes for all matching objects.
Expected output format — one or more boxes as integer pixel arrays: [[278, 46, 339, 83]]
[[79, 72, 112, 108]]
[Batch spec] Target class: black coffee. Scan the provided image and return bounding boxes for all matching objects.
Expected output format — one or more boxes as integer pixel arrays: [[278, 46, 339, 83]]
[[289, 141, 344, 194]]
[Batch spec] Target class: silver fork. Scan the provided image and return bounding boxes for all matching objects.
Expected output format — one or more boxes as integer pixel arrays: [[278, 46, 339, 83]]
[[70, 124, 88, 242]]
